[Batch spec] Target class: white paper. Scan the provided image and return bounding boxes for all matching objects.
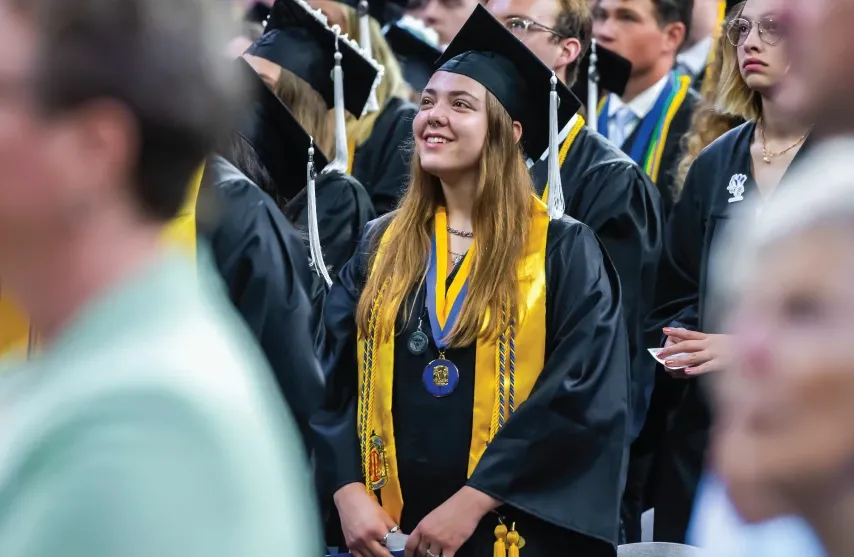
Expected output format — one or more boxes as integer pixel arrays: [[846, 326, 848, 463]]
[[385, 533, 409, 552], [648, 347, 690, 370]]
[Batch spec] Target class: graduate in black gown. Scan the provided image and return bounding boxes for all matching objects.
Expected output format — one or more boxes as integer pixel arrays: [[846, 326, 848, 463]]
[[244, 0, 377, 279], [306, 0, 419, 215], [316, 7, 629, 556], [645, 0, 813, 541], [508, 8, 662, 445]]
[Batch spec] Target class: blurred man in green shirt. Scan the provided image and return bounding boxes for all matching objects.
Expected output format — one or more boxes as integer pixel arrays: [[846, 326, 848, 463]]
[[0, 0, 323, 556]]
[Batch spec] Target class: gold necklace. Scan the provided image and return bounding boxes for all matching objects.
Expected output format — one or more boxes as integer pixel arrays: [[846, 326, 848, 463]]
[[758, 119, 810, 164]]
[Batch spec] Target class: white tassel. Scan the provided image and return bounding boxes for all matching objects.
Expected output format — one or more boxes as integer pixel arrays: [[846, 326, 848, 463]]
[[307, 139, 333, 287], [587, 39, 599, 133], [547, 73, 565, 221], [359, 1, 380, 114], [327, 27, 350, 174]]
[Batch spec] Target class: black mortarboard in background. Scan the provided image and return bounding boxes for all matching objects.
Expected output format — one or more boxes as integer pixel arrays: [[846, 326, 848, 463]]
[[434, 4, 580, 161], [384, 21, 442, 92], [334, 0, 407, 26], [244, 0, 382, 117], [233, 57, 329, 193], [572, 42, 631, 110]]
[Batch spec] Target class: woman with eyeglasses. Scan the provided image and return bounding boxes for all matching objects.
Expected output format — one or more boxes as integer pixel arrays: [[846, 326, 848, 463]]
[[647, 0, 813, 543], [316, 6, 630, 557]]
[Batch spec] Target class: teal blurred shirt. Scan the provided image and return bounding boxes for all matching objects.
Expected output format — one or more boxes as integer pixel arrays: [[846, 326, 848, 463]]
[[0, 250, 322, 557]]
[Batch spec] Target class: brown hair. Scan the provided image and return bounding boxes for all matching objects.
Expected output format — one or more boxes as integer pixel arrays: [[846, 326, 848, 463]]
[[273, 68, 336, 159], [555, 0, 593, 86], [355, 92, 533, 347], [715, 2, 761, 120], [10, 0, 237, 222], [675, 6, 746, 195], [342, 6, 412, 146]]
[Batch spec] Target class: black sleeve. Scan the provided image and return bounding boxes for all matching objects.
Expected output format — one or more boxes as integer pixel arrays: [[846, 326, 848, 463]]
[[572, 162, 664, 439], [646, 156, 707, 346], [207, 180, 326, 453], [466, 220, 630, 547]]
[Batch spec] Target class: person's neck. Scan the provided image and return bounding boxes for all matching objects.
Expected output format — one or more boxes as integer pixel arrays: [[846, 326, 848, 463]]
[[621, 59, 672, 103], [759, 92, 811, 141], [19, 214, 163, 344], [439, 171, 478, 229]]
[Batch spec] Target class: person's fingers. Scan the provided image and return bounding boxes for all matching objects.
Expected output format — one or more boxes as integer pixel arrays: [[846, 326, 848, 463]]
[[417, 537, 432, 557], [686, 359, 719, 375], [382, 513, 398, 530], [366, 540, 392, 557], [405, 529, 421, 557], [659, 340, 705, 358]]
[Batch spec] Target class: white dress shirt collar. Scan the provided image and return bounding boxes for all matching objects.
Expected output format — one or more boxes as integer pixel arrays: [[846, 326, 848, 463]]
[[608, 72, 671, 120]]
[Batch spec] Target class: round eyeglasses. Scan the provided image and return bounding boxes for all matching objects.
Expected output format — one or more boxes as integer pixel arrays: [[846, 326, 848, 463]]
[[726, 16, 784, 47], [503, 17, 567, 40]]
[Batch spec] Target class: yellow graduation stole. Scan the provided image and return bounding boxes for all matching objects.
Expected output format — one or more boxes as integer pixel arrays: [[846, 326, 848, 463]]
[[356, 195, 550, 524], [0, 163, 205, 359]]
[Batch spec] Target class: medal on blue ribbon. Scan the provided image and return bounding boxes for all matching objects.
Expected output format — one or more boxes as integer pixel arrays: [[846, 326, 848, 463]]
[[423, 207, 471, 398]]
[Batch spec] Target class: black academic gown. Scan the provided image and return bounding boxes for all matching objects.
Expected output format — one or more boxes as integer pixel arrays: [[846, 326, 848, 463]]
[[618, 89, 698, 212], [641, 121, 814, 542], [282, 169, 376, 288], [198, 155, 326, 452], [316, 212, 631, 556], [351, 97, 417, 215], [530, 125, 663, 442]]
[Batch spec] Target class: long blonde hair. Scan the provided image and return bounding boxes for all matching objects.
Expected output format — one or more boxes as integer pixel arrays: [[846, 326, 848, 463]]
[[343, 7, 412, 146], [675, 4, 746, 194], [355, 92, 533, 347], [273, 67, 336, 159], [715, 2, 762, 120]]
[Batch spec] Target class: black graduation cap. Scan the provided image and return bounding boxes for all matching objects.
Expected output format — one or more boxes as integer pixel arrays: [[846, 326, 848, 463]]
[[233, 58, 329, 194], [244, 0, 382, 117], [434, 4, 580, 162], [245, 1, 271, 24], [572, 42, 631, 105], [384, 21, 442, 91], [726, 0, 742, 12]]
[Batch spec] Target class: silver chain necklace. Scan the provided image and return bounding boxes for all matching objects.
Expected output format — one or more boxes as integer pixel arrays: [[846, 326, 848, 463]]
[[447, 225, 474, 238]]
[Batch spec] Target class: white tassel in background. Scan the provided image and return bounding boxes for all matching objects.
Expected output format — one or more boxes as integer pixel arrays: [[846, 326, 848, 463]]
[[359, 0, 380, 114], [587, 39, 599, 133], [547, 73, 565, 221], [307, 138, 333, 287], [327, 26, 350, 174]]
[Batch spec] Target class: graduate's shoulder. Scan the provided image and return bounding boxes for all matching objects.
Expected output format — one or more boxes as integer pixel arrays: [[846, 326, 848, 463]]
[[317, 169, 373, 207], [572, 126, 655, 193], [545, 214, 601, 254], [694, 120, 755, 167], [201, 155, 288, 239]]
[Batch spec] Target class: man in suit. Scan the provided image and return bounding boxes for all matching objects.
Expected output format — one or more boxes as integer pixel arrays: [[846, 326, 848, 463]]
[[0, 0, 322, 555], [591, 0, 699, 210]]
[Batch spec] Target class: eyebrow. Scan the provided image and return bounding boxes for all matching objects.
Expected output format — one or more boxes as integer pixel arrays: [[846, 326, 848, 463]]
[[423, 88, 480, 101]]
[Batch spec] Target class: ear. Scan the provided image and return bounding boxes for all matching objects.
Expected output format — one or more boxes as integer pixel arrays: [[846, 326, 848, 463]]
[[555, 37, 583, 83], [512, 121, 523, 143], [663, 21, 687, 56]]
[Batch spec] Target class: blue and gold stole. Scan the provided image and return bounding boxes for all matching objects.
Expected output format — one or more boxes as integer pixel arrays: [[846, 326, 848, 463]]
[[356, 195, 551, 524], [597, 71, 692, 183], [0, 163, 206, 359]]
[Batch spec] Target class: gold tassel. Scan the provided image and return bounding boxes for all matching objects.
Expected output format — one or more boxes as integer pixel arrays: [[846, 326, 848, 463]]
[[507, 524, 521, 557], [494, 524, 508, 557]]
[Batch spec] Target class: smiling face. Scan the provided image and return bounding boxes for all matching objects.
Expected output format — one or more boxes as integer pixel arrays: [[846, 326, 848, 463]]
[[731, 0, 788, 95], [413, 71, 490, 180]]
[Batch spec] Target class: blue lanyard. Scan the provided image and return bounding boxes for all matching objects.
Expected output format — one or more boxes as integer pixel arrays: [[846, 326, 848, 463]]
[[598, 72, 677, 166]]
